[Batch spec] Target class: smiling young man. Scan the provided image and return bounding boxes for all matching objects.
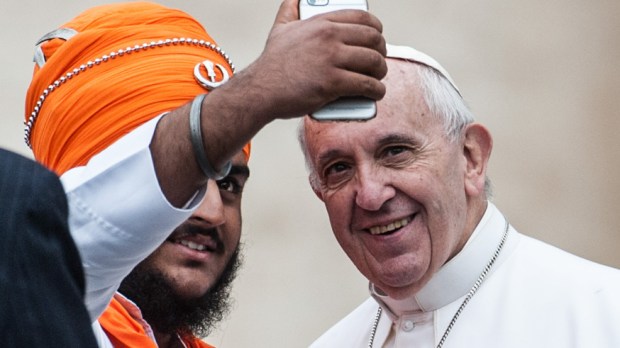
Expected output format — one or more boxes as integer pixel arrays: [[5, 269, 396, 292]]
[[24, 0, 387, 346], [299, 45, 620, 347], [99, 152, 249, 348]]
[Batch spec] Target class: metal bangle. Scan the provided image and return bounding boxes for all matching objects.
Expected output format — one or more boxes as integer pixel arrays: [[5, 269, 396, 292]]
[[189, 94, 231, 180]]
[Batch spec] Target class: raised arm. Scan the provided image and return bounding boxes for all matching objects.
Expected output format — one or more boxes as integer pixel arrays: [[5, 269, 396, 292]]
[[150, 0, 387, 206]]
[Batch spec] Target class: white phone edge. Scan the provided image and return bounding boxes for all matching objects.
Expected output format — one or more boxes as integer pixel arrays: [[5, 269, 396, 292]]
[[310, 97, 377, 121], [299, 0, 376, 121]]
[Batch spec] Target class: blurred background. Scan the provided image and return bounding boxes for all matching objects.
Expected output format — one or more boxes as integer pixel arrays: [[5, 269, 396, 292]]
[[1, 0, 618, 347]]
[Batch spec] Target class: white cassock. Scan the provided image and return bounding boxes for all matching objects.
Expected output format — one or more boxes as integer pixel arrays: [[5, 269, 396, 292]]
[[311, 203, 620, 348]]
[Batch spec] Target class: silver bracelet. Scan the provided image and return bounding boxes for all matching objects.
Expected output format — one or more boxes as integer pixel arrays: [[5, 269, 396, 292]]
[[189, 94, 232, 180]]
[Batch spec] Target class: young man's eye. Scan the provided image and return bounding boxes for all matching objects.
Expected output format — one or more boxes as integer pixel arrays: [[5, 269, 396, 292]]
[[218, 178, 239, 193]]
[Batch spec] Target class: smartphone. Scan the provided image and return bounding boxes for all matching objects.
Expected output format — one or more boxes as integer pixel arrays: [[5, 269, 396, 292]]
[[299, 0, 376, 121]]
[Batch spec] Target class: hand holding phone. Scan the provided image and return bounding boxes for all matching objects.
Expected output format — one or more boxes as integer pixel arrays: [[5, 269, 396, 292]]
[[299, 0, 377, 121]]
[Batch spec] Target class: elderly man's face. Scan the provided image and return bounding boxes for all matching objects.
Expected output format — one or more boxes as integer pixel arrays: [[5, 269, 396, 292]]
[[304, 60, 484, 299]]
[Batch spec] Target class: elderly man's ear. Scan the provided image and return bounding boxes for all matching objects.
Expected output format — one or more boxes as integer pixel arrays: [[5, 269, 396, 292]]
[[310, 176, 324, 201], [462, 123, 493, 197]]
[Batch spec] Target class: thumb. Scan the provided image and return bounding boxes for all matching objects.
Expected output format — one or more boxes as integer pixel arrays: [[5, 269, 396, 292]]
[[273, 0, 299, 25]]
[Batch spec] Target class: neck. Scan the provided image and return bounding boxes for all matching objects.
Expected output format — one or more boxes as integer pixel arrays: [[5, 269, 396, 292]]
[[154, 330, 184, 348], [451, 199, 488, 261]]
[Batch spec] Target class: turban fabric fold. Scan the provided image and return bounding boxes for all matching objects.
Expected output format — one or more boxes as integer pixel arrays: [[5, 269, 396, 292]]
[[25, 2, 250, 175]]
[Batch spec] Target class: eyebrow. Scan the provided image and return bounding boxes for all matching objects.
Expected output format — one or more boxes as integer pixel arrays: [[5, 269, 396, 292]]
[[229, 164, 250, 178], [317, 133, 417, 164], [376, 133, 417, 148]]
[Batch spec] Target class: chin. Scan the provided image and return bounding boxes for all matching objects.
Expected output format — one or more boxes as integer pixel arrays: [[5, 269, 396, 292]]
[[373, 269, 428, 299], [173, 281, 214, 300], [383, 284, 421, 300]]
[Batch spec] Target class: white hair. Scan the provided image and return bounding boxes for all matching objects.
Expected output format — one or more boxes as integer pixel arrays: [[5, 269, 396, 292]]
[[298, 62, 492, 196], [415, 64, 474, 141]]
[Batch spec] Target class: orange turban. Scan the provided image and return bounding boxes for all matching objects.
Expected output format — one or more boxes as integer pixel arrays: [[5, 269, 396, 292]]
[[25, 2, 251, 175]]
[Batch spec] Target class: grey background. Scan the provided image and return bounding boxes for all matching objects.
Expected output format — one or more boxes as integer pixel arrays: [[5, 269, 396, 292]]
[[1, 1, 619, 347]]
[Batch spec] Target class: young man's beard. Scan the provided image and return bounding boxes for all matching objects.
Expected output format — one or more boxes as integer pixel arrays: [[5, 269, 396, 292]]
[[118, 246, 243, 338]]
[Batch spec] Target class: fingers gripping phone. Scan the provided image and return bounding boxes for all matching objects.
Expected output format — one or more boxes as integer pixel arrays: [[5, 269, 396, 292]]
[[299, 0, 377, 121]]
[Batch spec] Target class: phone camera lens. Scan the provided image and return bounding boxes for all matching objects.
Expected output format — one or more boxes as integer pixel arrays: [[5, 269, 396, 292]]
[[308, 0, 329, 5]]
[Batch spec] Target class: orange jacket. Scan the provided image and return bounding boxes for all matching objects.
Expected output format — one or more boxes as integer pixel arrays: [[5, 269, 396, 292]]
[[99, 295, 215, 348]]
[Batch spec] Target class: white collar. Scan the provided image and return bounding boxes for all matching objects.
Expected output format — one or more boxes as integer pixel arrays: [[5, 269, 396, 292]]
[[371, 202, 514, 318]]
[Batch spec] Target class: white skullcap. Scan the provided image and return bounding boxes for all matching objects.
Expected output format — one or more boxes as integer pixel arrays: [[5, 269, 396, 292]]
[[386, 44, 460, 94]]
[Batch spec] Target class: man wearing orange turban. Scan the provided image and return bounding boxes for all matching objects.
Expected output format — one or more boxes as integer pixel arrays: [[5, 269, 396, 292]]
[[25, 0, 387, 347]]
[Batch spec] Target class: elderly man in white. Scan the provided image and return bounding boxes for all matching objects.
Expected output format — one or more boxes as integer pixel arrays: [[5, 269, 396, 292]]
[[299, 44, 620, 347]]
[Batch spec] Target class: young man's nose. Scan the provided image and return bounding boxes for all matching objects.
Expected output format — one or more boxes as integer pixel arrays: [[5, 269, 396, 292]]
[[191, 180, 225, 226]]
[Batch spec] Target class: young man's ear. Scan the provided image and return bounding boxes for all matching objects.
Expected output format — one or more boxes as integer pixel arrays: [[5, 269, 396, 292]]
[[462, 123, 492, 197]]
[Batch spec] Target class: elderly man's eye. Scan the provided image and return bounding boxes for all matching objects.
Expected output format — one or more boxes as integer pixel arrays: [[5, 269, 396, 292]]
[[327, 162, 349, 174], [319, 161, 352, 189], [385, 146, 406, 156]]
